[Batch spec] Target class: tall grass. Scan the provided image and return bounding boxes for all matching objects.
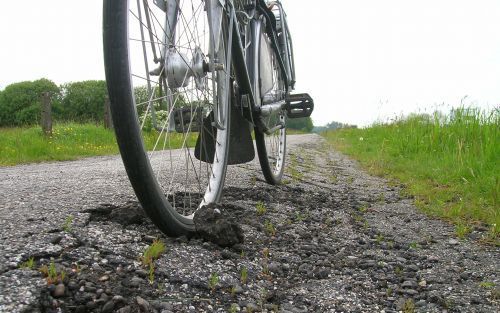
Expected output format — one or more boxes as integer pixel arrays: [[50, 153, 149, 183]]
[[324, 108, 499, 240], [0, 122, 195, 166]]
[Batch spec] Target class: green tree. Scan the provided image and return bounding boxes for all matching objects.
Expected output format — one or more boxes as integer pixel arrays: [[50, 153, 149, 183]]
[[0, 79, 59, 126], [59, 80, 107, 122], [287, 116, 314, 132]]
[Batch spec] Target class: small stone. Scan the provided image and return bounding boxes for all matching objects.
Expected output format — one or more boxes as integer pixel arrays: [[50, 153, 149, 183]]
[[402, 281, 416, 288], [137, 296, 151, 312], [50, 235, 63, 245], [232, 284, 244, 294], [113, 295, 126, 303], [415, 299, 426, 307], [448, 239, 459, 245], [470, 296, 481, 304], [403, 289, 418, 296], [246, 303, 259, 311], [116, 306, 132, 313], [418, 280, 427, 287], [68, 280, 78, 290], [52, 283, 66, 298], [102, 300, 115, 313]]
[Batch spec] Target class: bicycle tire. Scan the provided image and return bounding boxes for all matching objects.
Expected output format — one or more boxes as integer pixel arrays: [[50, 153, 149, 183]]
[[253, 20, 287, 185], [103, 0, 231, 236]]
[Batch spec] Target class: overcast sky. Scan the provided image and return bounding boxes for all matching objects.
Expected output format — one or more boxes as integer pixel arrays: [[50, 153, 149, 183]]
[[1, 0, 499, 126]]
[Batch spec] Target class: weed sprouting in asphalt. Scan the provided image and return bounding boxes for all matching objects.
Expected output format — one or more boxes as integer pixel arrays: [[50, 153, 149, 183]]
[[402, 298, 416, 313], [240, 266, 248, 284], [479, 281, 495, 289], [264, 220, 276, 237], [256, 201, 267, 216], [62, 215, 74, 232], [408, 242, 420, 250], [375, 234, 384, 244], [39, 260, 65, 285], [208, 272, 219, 292], [229, 303, 238, 313], [19, 257, 35, 270], [140, 239, 166, 284]]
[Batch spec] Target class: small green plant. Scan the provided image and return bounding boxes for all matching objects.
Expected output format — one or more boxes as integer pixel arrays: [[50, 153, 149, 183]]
[[353, 214, 364, 223], [377, 193, 386, 203], [141, 239, 166, 266], [62, 215, 74, 232], [402, 298, 416, 313], [329, 174, 338, 183], [148, 263, 155, 284], [375, 234, 384, 244], [262, 248, 270, 259], [264, 220, 276, 237], [39, 261, 64, 285], [479, 281, 495, 289], [256, 201, 267, 216], [250, 174, 257, 185], [229, 304, 239, 313], [261, 248, 271, 275], [455, 222, 471, 239], [140, 239, 166, 284], [394, 266, 403, 276], [288, 164, 303, 181], [19, 257, 35, 270], [409, 242, 419, 250], [208, 272, 219, 292], [358, 205, 368, 213], [240, 266, 248, 284], [386, 287, 393, 296]]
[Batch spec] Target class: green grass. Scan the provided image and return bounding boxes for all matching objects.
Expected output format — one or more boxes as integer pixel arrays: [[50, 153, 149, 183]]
[[0, 122, 196, 166], [323, 107, 499, 242]]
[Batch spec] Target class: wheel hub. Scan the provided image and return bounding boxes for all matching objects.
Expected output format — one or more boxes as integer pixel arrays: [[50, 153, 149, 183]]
[[163, 47, 207, 89]]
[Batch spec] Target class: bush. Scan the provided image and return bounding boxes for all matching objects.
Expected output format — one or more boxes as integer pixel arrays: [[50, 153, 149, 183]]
[[59, 80, 107, 122], [0, 79, 59, 126]]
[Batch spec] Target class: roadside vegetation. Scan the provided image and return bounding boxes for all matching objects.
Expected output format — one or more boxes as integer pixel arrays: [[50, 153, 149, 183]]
[[0, 78, 314, 166], [0, 123, 197, 166], [323, 107, 499, 242]]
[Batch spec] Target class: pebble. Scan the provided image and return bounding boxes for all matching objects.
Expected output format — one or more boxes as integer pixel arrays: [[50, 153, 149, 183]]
[[99, 275, 110, 282], [52, 283, 65, 298], [101, 300, 115, 313], [137, 296, 151, 312]]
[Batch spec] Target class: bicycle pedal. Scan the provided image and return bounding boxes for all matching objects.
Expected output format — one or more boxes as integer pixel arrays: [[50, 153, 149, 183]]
[[173, 107, 203, 133], [286, 93, 314, 118]]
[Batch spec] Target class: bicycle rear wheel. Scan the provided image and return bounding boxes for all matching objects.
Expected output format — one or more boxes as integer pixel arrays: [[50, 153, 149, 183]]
[[103, 0, 231, 236], [254, 22, 287, 185]]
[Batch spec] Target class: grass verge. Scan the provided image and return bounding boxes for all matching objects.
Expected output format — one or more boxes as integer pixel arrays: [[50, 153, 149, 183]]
[[323, 108, 499, 243], [0, 122, 195, 166]]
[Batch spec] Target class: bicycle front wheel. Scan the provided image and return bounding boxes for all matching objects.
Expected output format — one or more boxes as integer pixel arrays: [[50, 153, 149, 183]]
[[103, 0, 231, 236]]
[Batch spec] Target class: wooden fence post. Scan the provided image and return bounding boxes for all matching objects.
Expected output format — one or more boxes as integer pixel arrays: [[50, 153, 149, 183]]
[[41, 92, 52, 136], [104, 95, 113, 129]]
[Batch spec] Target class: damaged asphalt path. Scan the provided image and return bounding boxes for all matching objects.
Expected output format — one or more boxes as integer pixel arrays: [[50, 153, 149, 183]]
[[0, 134, 498, 312]]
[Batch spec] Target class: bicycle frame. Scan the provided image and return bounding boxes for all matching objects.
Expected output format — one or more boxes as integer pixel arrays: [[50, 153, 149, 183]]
[[147, 0, 295, 130]]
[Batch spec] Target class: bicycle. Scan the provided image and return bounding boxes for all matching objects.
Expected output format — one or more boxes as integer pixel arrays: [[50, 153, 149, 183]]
[[103, 0, 313, 236]]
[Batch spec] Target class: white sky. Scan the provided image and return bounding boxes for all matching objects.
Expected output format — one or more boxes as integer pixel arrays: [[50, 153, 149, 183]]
[[0, 0, 499, 126]]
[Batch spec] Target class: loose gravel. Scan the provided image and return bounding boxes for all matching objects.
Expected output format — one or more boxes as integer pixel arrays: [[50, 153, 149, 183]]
[[0, 134, 498, 312]]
